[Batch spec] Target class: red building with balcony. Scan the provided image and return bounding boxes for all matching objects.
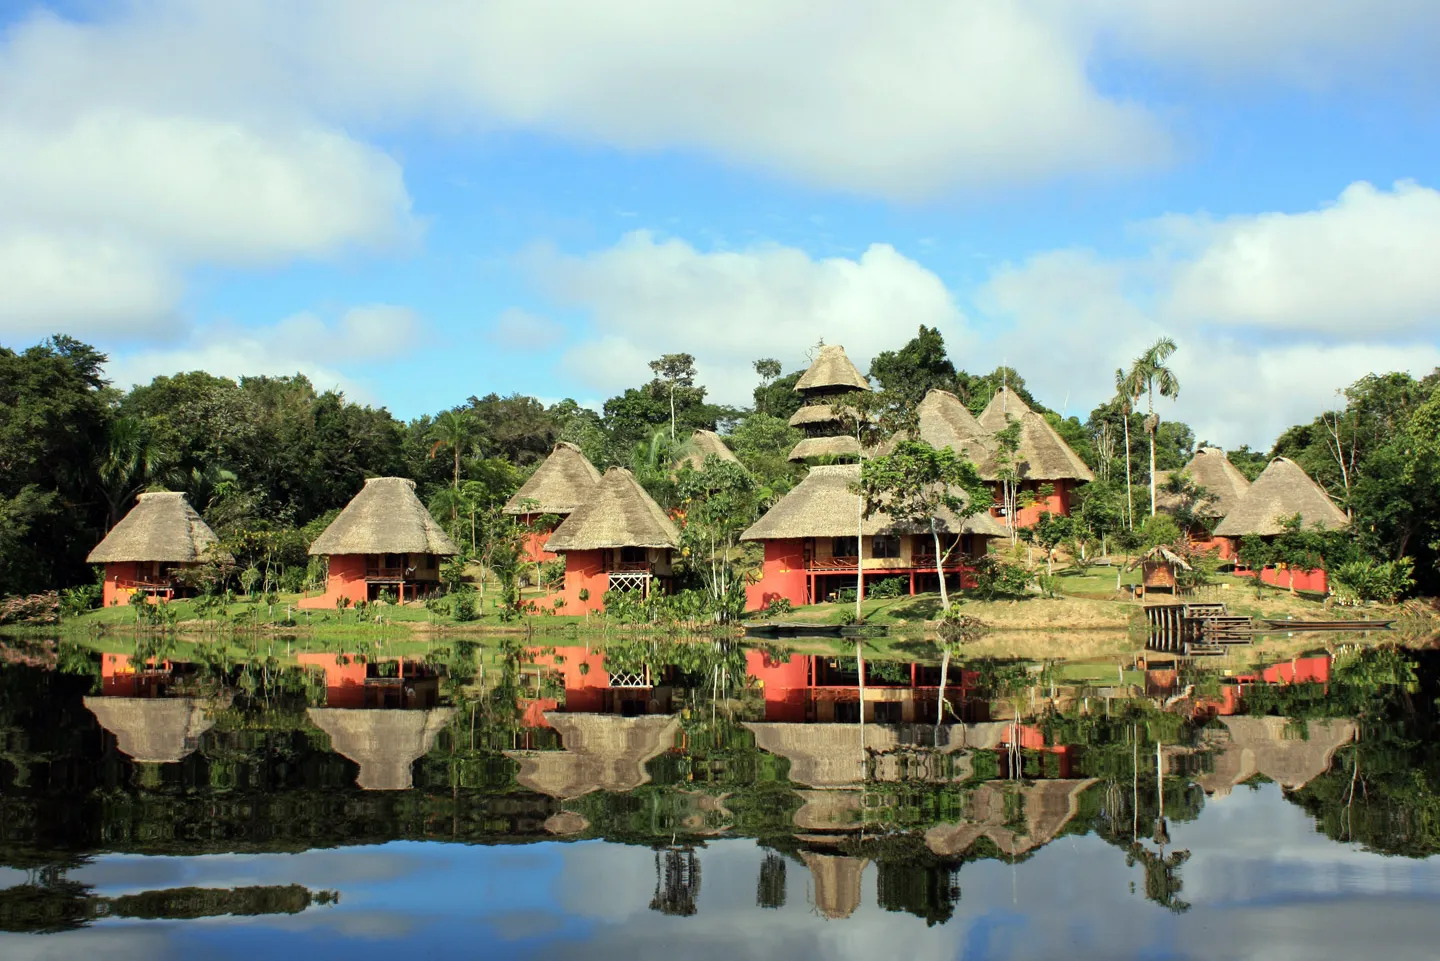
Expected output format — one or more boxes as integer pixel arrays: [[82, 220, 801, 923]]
[[87, 491, 231, 606], [503, 441, 602, 564]]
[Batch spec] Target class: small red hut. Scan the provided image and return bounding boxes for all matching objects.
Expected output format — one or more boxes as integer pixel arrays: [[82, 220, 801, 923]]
[[503, 441, 602, 564], [87, 491, 230, 606]]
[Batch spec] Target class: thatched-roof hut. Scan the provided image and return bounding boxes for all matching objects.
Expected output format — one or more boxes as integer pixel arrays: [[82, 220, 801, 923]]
[[545, 468, 679, 613], [85, 696, 222, 764], [1214, 458, 1348, 538], [504, 442, 602, 516], [676, 429, 742, 472], [1197, 716, 1355, 799], [300, 478, 457, 610], [972, 386, 1093, 528], [740, 464, 1004, 611], [506, 713, 679, 798], [924, 779, 1097, 858], [308, 707, 455, 790], [789, 345, 870, 462], [1155, 448, 1252, 519], [802, 853, 869, 920], [914, 390, 996, 473], [1129, 545, 1192, 594], [88, 492, 229, 606]]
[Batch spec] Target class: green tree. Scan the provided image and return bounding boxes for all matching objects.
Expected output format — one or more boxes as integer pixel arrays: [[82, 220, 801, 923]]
[[675, 458, 761, 621], [95, 417, 181, 530], [1128, 338, 1181, 518], [649, 353, 698, 441], [868, 325, 958, 407], [428, 410, 481, 514]]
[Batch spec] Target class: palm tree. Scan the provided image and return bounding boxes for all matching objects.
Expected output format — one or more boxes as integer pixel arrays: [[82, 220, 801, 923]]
[[1114, 367, 1143, 531], [1128, 338, 1180, 518], [428, 411, 480, 517], [97, 417, 180, 529]]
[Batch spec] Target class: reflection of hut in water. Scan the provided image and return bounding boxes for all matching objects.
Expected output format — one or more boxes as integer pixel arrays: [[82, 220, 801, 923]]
[[1197, 716, 1356, 799], [296, 653, 441, 709], [1130, 545, 1192, 595], [924, 779, 1097, 858], [307, 707, 455, 790], [84, 696, 226, 764], [543, 810, 591, 836], [507, 713, 680, 798], [802, 852, 868, 920]]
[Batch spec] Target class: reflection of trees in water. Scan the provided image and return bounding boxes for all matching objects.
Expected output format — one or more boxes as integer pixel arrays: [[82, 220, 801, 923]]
[[650, 847, 701, 917], [1125, 845, 1190, 914], [756, 851, 787, 909], [876, 859, 960, 927]]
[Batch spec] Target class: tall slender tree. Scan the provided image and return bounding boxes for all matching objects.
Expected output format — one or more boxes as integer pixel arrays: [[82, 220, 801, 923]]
[[1115, 367, 1143, 531], [1128, 338, 1181, 518], [428, 410, 480, 518]]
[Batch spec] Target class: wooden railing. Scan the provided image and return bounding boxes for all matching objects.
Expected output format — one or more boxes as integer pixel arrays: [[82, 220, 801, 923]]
[[612, 561, 653, 573], [808, 556, 859, 570], [365, 567, 406, 580]]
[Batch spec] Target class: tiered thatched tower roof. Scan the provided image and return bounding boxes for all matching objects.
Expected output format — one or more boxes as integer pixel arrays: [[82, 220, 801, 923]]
[[788, 345, 871, 462], [503, 441, 602, 516], [545, 468, 679, 552], [87, 492, 229, 564], [309, 477, 458, 557], [1214, 458, 1348, 537]]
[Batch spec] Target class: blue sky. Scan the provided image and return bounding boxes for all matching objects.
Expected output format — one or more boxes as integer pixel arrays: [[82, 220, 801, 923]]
[[2, 1, 1439, 447]]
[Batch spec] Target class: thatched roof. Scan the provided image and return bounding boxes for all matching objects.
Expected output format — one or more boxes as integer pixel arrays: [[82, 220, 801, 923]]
[[742, 722, 991, 787], [788, 435, 862, 462], [795, 344, 871, 394], [87, 492, 229, 564], [924, 779, 1097, 858], [740, 464, 1006, 542], [1197, 716, 1356, 799], [1128, 545, 1193, 572], [309, 477, 458, 557], [789, 404, 841, 428], [307, 707, 456, 790], [543, 810, 591, 835], [544, 468, 679, 552], [975, 389, 1094, 482], [802, 853, 868, 919], [84, 696, 221, 764], [1155, 448, 1252, 518], [1213, 458, 1349, 537], [506, 714, 680, 798], [676, 429, 742, 472], [503, 442, 602, 515], [913, 390, 999, 477]]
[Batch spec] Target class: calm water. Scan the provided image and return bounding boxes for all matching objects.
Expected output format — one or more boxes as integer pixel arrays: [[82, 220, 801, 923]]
[[2, 634, 1438, 960]]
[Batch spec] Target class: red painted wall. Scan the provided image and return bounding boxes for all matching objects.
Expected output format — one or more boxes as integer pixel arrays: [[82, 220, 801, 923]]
[[101, 562, 190, 606], [556, 549, 609, 614], [745, 649, 812, 721], [747, 539, 808, 612], [991, 480, 1073, 529], [521, 515, 559, 564], [1188, 533, 1237, 560], [297, 554, 369, 610], [527, 646, 610, 713], [1235, 565, 1330, 593]]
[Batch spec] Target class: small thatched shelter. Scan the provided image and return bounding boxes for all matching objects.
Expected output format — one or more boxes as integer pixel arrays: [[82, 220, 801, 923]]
[[676, 429, 742, 472], [802, 853, 869, 920], [1197, 716, 1356, 799], [85, 696, 222, 764], [308, 707, 455, 791], [546, 468, 680, 613], [1129, 545, 1192, 594], [506, 713, 680, 798], [1155, 447, 1252, 519], [924, 779, 1097, 858], [88, 492, 229, 606], [740, 463, 1005, 611], [300, 477, 458, 609], [789, 345, 870, 462], [1214, 457, 1348, 538]]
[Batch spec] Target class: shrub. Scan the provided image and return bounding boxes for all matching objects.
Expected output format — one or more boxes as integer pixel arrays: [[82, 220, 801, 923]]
[[870, 576, 906, 599], [59, 583, 102, 618], [1331, 557, 1415, 605], [451, 588, 479, 622], [762, 596, 794, 617], [968, 556, 1033, 600], [424, 595, 450, 617]]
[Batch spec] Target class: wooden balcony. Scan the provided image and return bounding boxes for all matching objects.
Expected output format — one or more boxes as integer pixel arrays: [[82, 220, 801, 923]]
[[365, 567, 406, 581]]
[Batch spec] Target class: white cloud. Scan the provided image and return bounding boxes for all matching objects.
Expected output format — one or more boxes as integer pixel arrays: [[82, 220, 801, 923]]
[[103, 304, 422, 402], [530, 230, 968, 404], [487, 308, 565, 351]]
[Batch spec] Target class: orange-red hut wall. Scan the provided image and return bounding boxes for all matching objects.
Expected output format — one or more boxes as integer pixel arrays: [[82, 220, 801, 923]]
[[556, 549, 609, 614], [297, 555, 369, 610], [747, 539, 808, 612], [993, 480, 1074, 529]]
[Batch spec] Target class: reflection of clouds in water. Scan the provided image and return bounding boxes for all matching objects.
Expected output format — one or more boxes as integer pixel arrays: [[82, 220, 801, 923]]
[[0, 867, 30, 888], [0, 927, 178, 961], [487, 909, 569, 941], [553, 840, 654, 921]]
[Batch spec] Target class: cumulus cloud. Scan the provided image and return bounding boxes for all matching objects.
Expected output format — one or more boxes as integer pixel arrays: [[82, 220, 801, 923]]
[[487, 308, 566, 351], [527, 230, 968, 404], [103, 304, 422, 403]]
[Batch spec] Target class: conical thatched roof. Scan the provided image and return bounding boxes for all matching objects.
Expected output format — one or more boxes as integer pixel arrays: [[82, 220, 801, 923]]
[[924, 779, 1097, 858], [1155, 448, 1252, 518], [85, 696, 221, 764], [741, 464, 1006, 542], [87, 492, 228, 564], [789, 404, 842, 428], [676, 429, 742, 472], [1213, 458, 1348, 537], [802, 853, 868, 919], [1197, 716, 1356, 799], [788, 435, 862, 462], [913, 390, 998, 477], [544, 468, 679, 552], [743, 722, 985, 787], [506, 714, 679, 798], [309, 477, 458, 557], [795, 345, 871, 394], [504, 442, 602, 515], [975, 389, 1094, 482], [308, 707, 456, 790]]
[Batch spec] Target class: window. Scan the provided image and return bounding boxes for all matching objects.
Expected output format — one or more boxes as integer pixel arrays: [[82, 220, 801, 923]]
[[871, 535, 900, 559], [831, 537, 859, 558], [620, 546, 648, 564]]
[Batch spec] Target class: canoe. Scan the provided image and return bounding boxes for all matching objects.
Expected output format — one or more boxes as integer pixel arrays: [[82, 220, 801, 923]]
[[1261, 619, 1395, 631]]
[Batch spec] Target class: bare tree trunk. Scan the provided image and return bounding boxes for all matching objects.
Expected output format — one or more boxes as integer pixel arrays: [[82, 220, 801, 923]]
[[1147, 392, 1158, 518], [935, 645, 951, 735], [932, 521, 949, 610], [856, 639, 866, 774], [1122, 408, 1135, 529]]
